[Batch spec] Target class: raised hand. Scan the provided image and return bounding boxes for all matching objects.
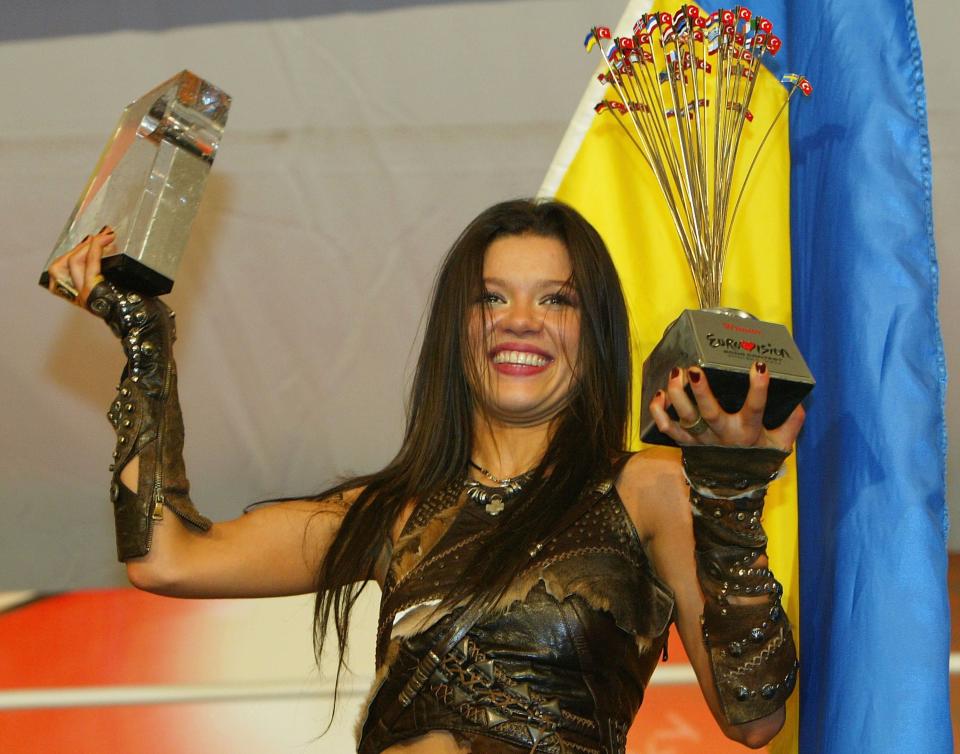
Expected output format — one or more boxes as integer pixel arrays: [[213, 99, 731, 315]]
[[46, 227, 115, 310], [648, 363, 805, 451]]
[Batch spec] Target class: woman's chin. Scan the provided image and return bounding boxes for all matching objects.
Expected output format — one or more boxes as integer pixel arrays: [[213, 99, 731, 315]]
[[477, 398, 569, 428]]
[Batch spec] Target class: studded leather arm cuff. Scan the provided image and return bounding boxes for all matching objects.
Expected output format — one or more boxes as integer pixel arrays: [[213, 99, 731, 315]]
[[89, 281, 212, 561], [683, 446, 798, 725]]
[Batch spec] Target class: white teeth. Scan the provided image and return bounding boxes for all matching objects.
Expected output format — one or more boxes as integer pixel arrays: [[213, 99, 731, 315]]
[[493, 350, 549, 367]]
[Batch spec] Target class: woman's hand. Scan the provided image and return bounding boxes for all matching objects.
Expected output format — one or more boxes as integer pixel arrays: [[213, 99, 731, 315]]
[[46, 227, 116, 310], [648, 362, 805, 451]]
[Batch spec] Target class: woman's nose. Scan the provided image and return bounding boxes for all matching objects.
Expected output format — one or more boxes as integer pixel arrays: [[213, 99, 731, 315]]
[[497, 299, 541, 336]]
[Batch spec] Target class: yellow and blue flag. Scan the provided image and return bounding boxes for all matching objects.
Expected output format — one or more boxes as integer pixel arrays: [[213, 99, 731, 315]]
[[753, 1, 951, 752], [540, 1, 949, 753]]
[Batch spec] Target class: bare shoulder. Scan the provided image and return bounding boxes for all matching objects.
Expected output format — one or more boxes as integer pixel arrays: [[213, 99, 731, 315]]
[[615, 447, 690, 543], [309, 486, 364, 514], [306, 484, 413, 547]]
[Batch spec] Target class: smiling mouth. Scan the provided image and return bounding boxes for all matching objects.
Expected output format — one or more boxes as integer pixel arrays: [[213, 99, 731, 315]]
[[492, 350, 551, 367]]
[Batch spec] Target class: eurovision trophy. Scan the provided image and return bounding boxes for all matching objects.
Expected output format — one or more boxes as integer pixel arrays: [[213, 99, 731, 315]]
[[585, 6, 815, 445], [39, 71, 231, 296]]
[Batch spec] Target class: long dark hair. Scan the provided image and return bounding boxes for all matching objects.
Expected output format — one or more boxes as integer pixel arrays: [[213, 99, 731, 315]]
[[312, 198, 632, 696]]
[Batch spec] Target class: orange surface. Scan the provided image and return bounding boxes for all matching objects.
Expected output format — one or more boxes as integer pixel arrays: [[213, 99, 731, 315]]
[[0, 590, 208, 688], [0, 591, 772, 752]]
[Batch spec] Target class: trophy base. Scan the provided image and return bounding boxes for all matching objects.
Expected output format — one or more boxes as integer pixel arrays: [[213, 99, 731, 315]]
[[38, 254, 173, 297], [639, 309, 814, 447]]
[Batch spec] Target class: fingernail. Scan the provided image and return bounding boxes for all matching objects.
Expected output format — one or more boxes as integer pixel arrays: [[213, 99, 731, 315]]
[[82, 235, 91, 242], [756, 361, 767, 374], [670, 367, 680, 379], [689, 369, 701, 384]]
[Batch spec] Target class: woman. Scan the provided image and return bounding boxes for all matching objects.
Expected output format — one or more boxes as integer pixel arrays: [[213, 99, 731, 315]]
[[47, 200, 803, 753]]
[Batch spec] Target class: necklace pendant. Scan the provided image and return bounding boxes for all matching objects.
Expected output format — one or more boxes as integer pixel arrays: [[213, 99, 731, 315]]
[[463, 467, 532, 517], [485, 496, 505, 516]]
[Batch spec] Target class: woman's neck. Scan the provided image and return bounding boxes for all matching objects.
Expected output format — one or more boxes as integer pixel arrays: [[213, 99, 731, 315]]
[[470, 418, 551, 479]]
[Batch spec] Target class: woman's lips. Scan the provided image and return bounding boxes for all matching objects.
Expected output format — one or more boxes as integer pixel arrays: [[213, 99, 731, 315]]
[[489, 346, 553, 375]]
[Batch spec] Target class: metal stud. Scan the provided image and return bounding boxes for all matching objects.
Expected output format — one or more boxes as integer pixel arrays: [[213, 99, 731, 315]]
[[512, 682, 531, 700], [475, 660, 496, 683]]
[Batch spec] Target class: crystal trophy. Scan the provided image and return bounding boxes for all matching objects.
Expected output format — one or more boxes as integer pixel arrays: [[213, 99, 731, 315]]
[[39, 70, 231, 296], [585, 6, 815, 445]]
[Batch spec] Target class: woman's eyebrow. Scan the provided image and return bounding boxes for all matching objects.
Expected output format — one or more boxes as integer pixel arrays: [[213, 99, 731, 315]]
[[482, 277, 574, 288]]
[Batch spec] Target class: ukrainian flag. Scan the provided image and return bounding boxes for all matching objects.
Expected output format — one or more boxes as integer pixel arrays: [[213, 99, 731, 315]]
[[540, 1, 950, 753]]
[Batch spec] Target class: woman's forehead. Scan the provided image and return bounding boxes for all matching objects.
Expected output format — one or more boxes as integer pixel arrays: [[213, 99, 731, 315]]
[[483, 234, 572, 281]]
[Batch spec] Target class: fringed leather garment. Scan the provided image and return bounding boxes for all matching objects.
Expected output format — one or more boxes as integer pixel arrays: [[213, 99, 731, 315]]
[[357, 469, 675, 754]]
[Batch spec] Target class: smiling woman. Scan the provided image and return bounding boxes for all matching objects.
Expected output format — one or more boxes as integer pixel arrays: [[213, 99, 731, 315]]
[[469, 234, 582, 428], [46, 198, 802, 753]]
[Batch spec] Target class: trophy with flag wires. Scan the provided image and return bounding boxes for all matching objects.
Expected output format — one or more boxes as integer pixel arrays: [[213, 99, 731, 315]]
[[585, 4, 815, 445]]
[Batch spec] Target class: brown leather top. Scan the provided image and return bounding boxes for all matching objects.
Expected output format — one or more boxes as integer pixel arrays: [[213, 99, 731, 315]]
[[358, 472, 675, 754]]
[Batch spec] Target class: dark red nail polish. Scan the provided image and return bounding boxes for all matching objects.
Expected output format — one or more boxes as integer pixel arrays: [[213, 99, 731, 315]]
[[756, 361, 767, 374], [82, 235, 91, 242], [689, 369, 701, 384], [670, 367, 680, 379], [99, 225, 108, 232]]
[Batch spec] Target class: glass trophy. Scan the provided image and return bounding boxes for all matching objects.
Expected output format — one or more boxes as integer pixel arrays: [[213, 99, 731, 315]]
[[585, 9, 815, 445], [39, 70, 231, 296]]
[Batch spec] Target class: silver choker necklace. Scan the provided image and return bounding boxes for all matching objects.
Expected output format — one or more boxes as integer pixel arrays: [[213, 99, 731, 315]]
[[464, 460, 533, 516]]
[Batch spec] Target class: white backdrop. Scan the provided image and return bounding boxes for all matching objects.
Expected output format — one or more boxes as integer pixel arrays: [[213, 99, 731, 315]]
[[0, 0, 955, 590]]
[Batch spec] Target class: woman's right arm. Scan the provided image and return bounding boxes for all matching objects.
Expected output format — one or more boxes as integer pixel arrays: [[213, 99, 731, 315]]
[[47, 229, 356, 599], [122, 462, 358, 599]]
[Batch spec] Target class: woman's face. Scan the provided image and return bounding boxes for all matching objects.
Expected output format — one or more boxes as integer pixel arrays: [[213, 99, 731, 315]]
[[468, 233, 581, 427]]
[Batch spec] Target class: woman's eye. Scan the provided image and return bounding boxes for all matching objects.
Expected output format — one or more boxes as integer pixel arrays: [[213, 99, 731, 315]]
[[542, 293, 576, 306], [479, 291, 504, 304]]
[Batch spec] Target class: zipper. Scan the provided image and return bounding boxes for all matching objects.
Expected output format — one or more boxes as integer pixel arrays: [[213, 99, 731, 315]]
[[150, 351, 173, 526], [148, 346, 209, 531]]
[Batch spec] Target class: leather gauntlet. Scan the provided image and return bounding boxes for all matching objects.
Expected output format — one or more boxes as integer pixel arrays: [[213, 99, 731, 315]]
[[682, 446, 798, 725], [89, 281, 212, 561]]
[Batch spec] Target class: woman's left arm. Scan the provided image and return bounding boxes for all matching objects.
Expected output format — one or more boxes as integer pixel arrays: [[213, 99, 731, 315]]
[[621, 361, 805, 748]]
